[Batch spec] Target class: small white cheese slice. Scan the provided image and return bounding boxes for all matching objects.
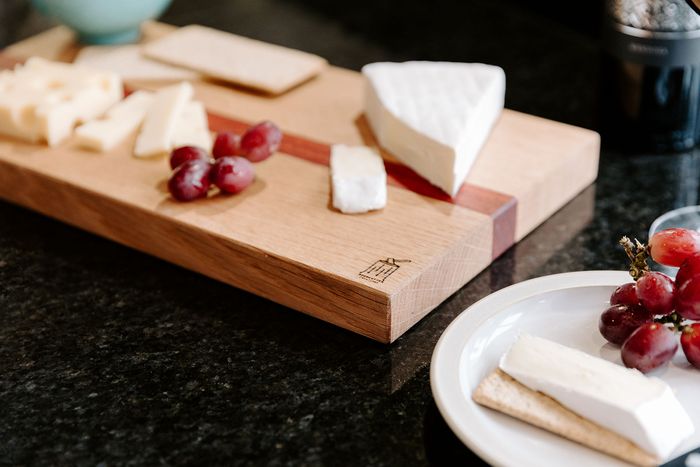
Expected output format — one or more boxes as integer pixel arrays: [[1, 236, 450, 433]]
[[134, 81, 193, 158], [75, 90, 154, 151], [500, 334, 694, 460], [172, 100, 212, 151], [330, 144, 387, 214], [0, 58, 123, 145], [362, 61, 505, 196]]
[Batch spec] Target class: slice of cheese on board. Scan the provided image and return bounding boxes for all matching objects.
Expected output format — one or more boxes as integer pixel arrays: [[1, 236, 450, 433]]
[[172, 100, 212, 151], [330, 144, 387, 214], [75, 45, 201, 81], [362, 61, 505, 196], [0, 57, 122, 146], [134, 81, 193, 158], [75, 90, 154, 151], [142, 25, 327, 95]]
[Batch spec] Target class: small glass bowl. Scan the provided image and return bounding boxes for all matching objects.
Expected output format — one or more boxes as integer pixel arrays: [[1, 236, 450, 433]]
[[648, 206, 700, 277]]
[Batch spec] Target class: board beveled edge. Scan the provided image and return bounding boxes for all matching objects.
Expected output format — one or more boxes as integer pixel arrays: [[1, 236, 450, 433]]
[[0, 156, 395, 342]]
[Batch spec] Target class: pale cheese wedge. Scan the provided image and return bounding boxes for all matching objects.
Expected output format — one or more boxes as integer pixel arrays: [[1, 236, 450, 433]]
[[172, 100, 212, 151], [142, 25, 327, 94], [75, 90, 154, 152], [362, 61, 505, 196], [0, 58, 123, 146], [134, 81, 193, 158]]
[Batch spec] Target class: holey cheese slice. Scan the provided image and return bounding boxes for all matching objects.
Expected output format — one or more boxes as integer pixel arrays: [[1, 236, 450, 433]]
[[500, 334, 694, 460], [362, 61, 505, 196]]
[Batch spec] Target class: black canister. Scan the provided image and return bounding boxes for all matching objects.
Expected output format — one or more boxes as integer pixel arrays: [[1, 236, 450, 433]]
[[601, 0, 700, 152]]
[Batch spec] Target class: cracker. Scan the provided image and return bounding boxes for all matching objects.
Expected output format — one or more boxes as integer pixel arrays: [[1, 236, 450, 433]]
[[142, 25, 327, 95], [472, 369, 659, 467]]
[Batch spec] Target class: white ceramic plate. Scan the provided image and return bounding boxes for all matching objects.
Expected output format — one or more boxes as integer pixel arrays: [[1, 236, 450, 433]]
[[430, 271, 700, 467]]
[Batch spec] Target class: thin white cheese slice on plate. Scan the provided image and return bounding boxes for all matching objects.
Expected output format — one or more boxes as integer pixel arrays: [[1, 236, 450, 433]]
[[499, 333, 694, 460], [134, 81, 193, 158], [330, 144, 387, 214], [362, 61, 505, 196], [75, 90, 154, 152], [142, 25, 327, 95], [75, 45, 201, 81], [172, 100, 212, 151]]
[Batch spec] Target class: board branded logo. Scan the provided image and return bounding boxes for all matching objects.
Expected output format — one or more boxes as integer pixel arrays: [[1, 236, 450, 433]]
[[359, 258, 411, 283]]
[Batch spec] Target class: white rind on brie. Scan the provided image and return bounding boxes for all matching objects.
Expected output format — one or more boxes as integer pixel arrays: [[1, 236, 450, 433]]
[[362, 61, 505, 196], [499, 333, 694, 460]]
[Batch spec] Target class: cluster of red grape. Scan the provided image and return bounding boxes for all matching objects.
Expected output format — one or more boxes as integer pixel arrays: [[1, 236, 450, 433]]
[[599, 228, 700, 373], [168, 121, 282, 202]]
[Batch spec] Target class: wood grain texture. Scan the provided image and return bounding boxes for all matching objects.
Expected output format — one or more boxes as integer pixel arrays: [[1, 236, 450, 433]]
[[0, 24, 600, 342]]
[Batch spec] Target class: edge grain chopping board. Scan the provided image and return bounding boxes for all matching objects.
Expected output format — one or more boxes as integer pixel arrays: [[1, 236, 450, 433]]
[[0, 23, 600, 343]]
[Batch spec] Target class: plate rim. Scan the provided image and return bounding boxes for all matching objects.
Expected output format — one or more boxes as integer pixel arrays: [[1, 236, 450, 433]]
[[429, 270, 632, 467]]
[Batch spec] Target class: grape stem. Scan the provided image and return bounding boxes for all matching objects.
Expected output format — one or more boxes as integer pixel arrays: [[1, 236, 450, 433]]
[[619, 236, 650, 280], [655, 312, 685, 332]]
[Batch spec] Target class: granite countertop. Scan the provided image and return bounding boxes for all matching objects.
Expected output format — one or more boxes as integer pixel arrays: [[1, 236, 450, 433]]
[[2, 0, 697, 465]]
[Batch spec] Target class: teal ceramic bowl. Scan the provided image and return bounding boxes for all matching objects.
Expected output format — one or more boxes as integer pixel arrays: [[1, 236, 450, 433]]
[[32, 0, 172, 44]]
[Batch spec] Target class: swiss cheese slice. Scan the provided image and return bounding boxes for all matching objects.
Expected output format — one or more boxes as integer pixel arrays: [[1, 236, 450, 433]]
[[134, 81, 193, 158], [362, 61, 505, 196], [142, 25, 327, 94]]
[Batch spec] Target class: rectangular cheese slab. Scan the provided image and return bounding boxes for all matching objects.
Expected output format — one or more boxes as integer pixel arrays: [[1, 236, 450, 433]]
[[134, 81, 192, 157], [330, 144, 387, 214], [500, 334, 694, 459], [76, 90, 154, 151], [142, 25, 327, 95]]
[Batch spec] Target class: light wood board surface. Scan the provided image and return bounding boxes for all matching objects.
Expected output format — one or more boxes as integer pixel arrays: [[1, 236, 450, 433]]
[[0, 23, 600, 342]]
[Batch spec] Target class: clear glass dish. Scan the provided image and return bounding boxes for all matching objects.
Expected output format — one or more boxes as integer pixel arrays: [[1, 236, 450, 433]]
[[648, 206, 700, 277]]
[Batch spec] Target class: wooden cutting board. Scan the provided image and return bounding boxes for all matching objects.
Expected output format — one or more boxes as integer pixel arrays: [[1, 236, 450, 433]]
[[0, 23, 599, 343]]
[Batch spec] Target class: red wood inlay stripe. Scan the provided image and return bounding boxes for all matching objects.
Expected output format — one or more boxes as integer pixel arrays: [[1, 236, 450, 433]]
[[208, 112, 517, 259]]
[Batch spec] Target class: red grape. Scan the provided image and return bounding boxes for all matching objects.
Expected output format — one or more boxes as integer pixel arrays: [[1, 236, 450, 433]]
[[610, 283, 639, 307], [676, 252, 700, 289], [210, 156, 255, 194], [169, 145, 209, 170], [621, 323, 678, 373], [649, 228, 700, 267], [636, 271, 675, 315], [168, 159, 212, 202], [599, 304, 653, 345], [681, 323, 700, 368], [239, 121, 282, 162], [212, 131, 241, 159], [675, 275, 700, 320]]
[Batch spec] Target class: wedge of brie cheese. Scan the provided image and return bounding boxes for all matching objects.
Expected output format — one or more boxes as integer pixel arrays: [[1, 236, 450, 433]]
[[330, 144, 387, 214], [362, 61, 505, 196], [500, 334, 694, 460]]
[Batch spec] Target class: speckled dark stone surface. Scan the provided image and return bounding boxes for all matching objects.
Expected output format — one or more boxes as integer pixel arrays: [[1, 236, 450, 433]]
[[1, 0, 697, 466]]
